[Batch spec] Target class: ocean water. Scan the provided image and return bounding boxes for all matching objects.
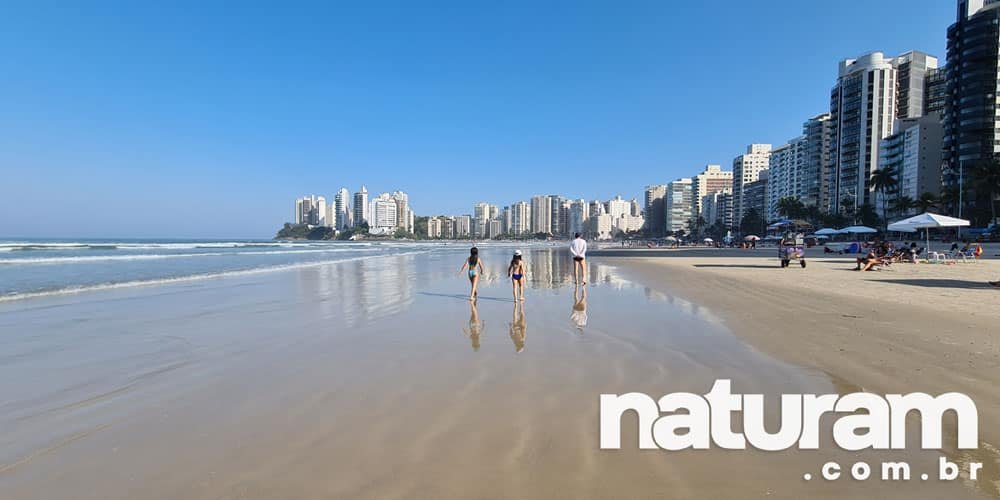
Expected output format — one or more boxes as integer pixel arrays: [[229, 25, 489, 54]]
[[0, 238, 518, 301]]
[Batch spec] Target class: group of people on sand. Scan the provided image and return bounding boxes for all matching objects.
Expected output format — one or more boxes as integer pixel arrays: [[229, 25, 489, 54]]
[[855, 241, 919, 271], [458, 233, 589, 302]]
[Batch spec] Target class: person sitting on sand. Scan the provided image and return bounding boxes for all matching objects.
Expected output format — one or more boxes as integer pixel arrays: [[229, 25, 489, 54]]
[[459, 247, 485, 301], [857, 249, 882, 271], [507, 250, 526, 302]]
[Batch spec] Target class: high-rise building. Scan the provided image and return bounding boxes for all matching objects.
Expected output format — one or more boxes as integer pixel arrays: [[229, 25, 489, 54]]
[[731, 144, 772, 227], [829, 51, 936, 213], [605, 195, 631, 220], [568, 199, 589, 236], [511, 201, 531, 236], [665, 178, 693, 234], [944, 0, 1000, 222], [530, 195, 552, 235], [502, 206, 512, 235], [390, 191, 410, 232], [643, 184, 667, 237], [893, 51, 940, 119], [353, 186, 369, 227], [742, 171, 769, 229], [803, 113, 835, 211], [691, 164, 733, 217], [315, 196, 328, 227], [877, 115, 944, 218], [588, 200, 605, 219], [294, 197, 312, 225], [588, 213, 614, 240], [473, 202, 490, 239], [766, 137, 809, 221], [630, 199, 641, 217], [427, 217, 444, 238], [334, 188, 350, 229], [455, 215, 472, 238], [547, 195, 563, 237], [369, 193, 398, 235], [702, 189, 733, 227], [441, 217, 455, 239], [924, 66, 947, 117]]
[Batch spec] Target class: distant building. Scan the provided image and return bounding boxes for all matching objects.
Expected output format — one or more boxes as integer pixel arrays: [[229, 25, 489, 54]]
[[441, 217, 456, 239], [588, 213, 614, 240], [353, 186, 369, 227], [605, 196, 631, 220], [511, 201, 531, 236], [427, 216, 444, 238], [568, 199, 589, 236], [742, 171, 769, 229], [731, 144, 772, 226], [643, 184, 667, 237], [691, 165, 733, 217], [702, 189, 733, 227], [455, 215, 472, 239], [665, 178, 693, 234], [369, 193, 398, 235], [334, 188, 350, 229], [531, 195, 552, 234], [766, 137, 808, 221], [924, 66, 947, 116], [877, 115, 944, 219], [803, 113, 834, 212]]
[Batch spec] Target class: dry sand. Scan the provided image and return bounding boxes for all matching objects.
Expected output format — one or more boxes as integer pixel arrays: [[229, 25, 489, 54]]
[[602, 248, 1000, 494]]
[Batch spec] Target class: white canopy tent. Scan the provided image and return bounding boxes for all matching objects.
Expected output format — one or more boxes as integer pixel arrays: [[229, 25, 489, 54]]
[[887, 212, 970, 257], [815, 228, 842, 236]]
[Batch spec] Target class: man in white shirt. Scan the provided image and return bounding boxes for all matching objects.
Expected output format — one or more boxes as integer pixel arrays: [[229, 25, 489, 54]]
[[570, 232, 587, 285]]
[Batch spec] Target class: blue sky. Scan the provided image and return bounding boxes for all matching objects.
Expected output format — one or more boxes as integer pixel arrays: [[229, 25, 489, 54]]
[[0, 1, 952, 239]]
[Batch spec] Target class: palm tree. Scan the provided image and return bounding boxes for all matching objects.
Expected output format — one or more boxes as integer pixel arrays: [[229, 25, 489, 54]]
[[870, 167, 898, 229], [915, 192, 938, 213], [776, 197, 805, 219], [891, 196, 915, 219], [969, 158, 1000, 225]]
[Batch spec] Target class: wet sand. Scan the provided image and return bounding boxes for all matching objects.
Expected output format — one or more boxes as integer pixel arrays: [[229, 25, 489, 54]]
[[0, 247, 993, 499]]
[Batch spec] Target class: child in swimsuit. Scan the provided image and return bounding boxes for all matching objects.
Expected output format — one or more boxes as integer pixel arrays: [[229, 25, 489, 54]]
[[507, 250, 526, 302], [459, 247, 484, 301]]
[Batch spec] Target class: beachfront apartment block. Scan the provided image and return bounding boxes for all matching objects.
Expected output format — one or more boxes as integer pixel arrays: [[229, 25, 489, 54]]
[[691, 165, 732, 217], [701, 189, 733, 228], [510, 201, 531, 236], [643, 184, 667, 237], [828, 51, 937, 214], [731, 144, 772, 228], [353, 186, 369, 227], [334, 188, 350, 230], [742, 171, 769, 226], [369, 193, 398, 235], [605, 196, 631, 220], [766, 136, 808, 221], [568, 199, 588, 236], [665, 178, 693, 234], [454, 215, 472, 238], [943, 0, 1000, 220], [876, 115, 944, 218], [530, 195, 552, 235]]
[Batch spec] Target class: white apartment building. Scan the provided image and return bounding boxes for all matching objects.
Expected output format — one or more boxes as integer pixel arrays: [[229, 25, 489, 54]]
[[369, 193, 398, 235], [334, 188, 350, 229], [766, 136, 808, 221], [588, 213, 614, 240], [531, 195, 552, 234], [427, 216, 444, 238], [455, 215, 472, 238], [665, 178, 693, 234], [511, 201, 531, 236], [568, 199, 589, 236], [605, 195, 631, 220], [731, 144, 772, 226], [691, 164, 733, 216]]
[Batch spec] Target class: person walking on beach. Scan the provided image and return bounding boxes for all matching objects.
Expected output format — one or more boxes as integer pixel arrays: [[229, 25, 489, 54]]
[[459, 247, 484, 301], [507, 250, 526, 302], [570, 233, 587, 285]]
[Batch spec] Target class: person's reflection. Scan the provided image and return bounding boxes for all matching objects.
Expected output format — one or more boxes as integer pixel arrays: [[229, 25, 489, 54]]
[[508, 302, 527, 353], [570, 285, 588, 332], [463, 301, 485, 351]]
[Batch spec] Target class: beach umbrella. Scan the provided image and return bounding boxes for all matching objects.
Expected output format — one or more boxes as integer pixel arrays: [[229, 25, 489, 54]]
[[743, 235, 761, 241], [767, 220, 791, 230], [840, 225, 877, 234], [815, 228, 842, 236], [703, 237, 713, 242], [887, 212, 970, 256], [663, 236, 678, 242]]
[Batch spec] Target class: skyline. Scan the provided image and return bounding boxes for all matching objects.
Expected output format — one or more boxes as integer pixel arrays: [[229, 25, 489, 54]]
[[0, 1, 953, 238]]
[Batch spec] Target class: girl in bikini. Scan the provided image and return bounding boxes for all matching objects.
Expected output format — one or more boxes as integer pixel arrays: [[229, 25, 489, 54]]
[[459, 247, 484, 301], [507, 249, 526, 302]]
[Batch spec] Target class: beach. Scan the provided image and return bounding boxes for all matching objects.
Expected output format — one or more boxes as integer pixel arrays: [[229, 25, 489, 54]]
[[0, 244, 997, 499]]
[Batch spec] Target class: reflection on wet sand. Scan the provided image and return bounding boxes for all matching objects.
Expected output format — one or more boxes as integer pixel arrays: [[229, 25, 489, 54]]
[[463, 301, 485, 351], [508, 302, 527, 353], [571, 285, 587, 331]]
